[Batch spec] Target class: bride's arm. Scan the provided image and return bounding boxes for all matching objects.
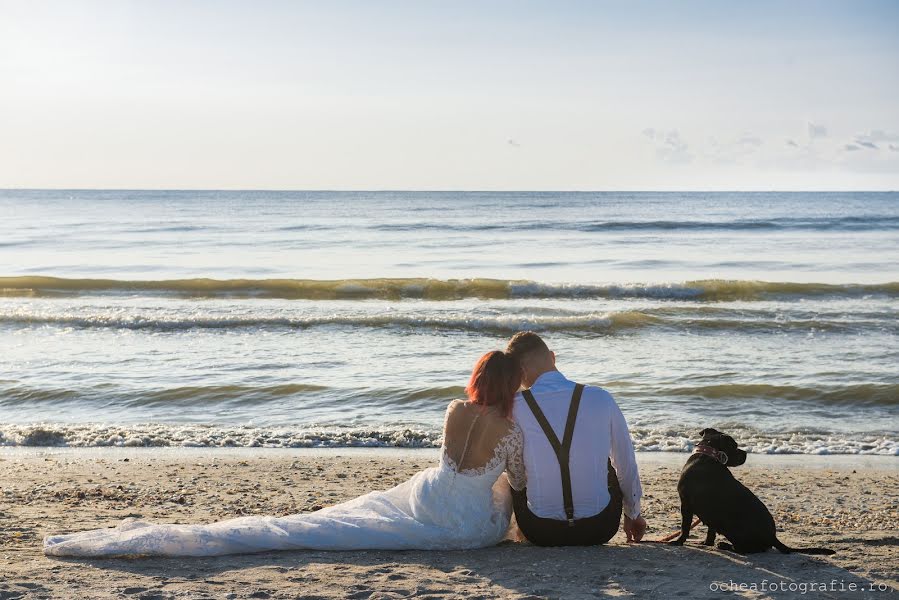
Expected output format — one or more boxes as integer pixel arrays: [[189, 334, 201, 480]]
[[440, 400, 464, 450], [503, 423, 526, 491]]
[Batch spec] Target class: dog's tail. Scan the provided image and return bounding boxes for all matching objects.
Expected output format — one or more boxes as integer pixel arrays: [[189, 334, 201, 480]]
[[773, 538, 836, 555]]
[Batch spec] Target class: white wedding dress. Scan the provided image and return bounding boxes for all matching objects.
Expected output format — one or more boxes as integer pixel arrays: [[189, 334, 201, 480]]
[[44, 404, 525, 557]]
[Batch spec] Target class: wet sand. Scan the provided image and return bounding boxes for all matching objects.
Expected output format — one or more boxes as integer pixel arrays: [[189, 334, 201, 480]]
[[1, 448, 896, 599]]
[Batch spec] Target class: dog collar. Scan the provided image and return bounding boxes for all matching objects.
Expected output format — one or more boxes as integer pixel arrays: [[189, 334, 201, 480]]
[[694, 445, 729, 465]]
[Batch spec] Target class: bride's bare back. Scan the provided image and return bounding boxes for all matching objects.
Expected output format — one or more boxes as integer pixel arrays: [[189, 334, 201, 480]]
[[442, 400, 525, 486]]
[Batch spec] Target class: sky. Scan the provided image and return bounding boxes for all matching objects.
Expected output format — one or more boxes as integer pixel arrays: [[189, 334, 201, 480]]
[[1, 0, 898, 190]]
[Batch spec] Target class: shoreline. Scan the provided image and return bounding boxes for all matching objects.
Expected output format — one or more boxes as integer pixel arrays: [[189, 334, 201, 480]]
[[2, 450, 896, 598], [2, 445, 896, 470]]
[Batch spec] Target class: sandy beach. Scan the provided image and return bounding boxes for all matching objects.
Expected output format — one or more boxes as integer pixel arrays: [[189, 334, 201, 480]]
[[1, 448, 895, 599]]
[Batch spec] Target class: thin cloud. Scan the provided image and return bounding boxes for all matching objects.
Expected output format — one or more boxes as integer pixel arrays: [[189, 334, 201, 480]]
[[643, 124, 899, 170], [855, 129, 899, 144], [842, 130, 899, 152], [807, 122, 828, 139], [705, 133, 764, 165], [642, 128, 693, 164], [737, 135, 763, 147]]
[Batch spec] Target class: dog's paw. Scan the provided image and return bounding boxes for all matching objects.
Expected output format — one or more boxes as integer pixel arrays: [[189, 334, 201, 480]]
[[667, 539, 685, 546], [716, 542, 735, 551]]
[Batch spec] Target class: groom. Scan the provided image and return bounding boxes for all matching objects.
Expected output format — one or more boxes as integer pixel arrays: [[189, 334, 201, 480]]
[[506, 332, 646, 546]]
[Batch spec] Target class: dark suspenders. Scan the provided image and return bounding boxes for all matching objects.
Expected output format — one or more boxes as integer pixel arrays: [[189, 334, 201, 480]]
[[521, 383, 584, 526]]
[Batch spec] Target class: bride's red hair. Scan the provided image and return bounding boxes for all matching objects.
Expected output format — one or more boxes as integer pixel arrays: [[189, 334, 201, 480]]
[[465, 351, 521, 418]]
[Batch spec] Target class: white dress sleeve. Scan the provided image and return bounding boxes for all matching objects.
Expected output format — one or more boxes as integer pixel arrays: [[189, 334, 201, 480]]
[[503, 422, 527, 491]]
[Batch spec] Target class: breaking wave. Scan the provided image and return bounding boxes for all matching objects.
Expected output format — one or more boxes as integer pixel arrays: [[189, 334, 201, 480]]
[[661, 383, 899, 407], [2, 276, 897, 301], [0, 423, 895, 455], [2, 382, 895, 409], [0, 310, 663, 333]]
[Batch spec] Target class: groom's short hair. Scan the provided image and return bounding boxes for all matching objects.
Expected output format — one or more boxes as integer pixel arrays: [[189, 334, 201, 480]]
[[506, 331, 550, 362]]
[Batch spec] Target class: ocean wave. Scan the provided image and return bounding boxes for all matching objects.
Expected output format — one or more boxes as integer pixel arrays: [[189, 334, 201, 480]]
[[2, 276, 897, 301], [659, 383, 899, 406], [0, 423, 895, 455], [3, 381, 895, 409], [509, 280, 899, 302], [0, 424, 443, 449], [1, 307, 893, 335], [0, 383, 468, 408], [0, 310, 662, 333], [0, 383, 330, 406], [369, 216, 899, 233]]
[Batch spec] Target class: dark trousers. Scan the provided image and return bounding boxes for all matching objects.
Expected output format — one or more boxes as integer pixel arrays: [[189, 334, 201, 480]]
[[511, 461, 623, 547]]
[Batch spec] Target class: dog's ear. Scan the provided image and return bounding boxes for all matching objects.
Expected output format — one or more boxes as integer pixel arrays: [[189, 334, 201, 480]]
[[728, 448, 748, 466], [699, 428, 721, 438]]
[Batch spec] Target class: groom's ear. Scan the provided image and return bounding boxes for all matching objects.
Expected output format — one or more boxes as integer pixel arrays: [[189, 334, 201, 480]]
[[551, 351, 556, 365]]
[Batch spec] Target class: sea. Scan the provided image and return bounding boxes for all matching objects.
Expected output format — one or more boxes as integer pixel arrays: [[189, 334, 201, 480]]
[[1, 190, 897, 455]]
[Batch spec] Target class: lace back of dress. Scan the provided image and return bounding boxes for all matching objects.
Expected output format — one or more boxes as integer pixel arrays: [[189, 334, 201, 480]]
[[443, 401, 515, 476]]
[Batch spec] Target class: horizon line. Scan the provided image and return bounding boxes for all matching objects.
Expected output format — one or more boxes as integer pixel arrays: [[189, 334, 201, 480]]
[[2, 188, 897, 193]]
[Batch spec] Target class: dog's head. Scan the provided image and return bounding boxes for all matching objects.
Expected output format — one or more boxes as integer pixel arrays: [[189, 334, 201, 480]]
[[698, 428, 747, 466]]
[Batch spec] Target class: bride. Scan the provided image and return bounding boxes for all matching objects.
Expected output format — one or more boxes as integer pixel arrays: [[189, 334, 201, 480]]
[[44, 351, 526, 557]]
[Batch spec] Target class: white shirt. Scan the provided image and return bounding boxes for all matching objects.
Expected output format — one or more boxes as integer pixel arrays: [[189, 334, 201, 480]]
[[511, 370, 642, 520]]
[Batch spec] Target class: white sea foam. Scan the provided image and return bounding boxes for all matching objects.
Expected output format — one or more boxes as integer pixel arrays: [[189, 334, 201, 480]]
[[0, 424, 895, 455]]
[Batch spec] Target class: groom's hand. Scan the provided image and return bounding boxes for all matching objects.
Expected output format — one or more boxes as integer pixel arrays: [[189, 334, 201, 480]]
[[623, 515, 647, 543]]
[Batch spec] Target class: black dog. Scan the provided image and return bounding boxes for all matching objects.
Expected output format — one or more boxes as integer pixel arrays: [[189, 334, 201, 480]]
[[669, 428, 835, 555]]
